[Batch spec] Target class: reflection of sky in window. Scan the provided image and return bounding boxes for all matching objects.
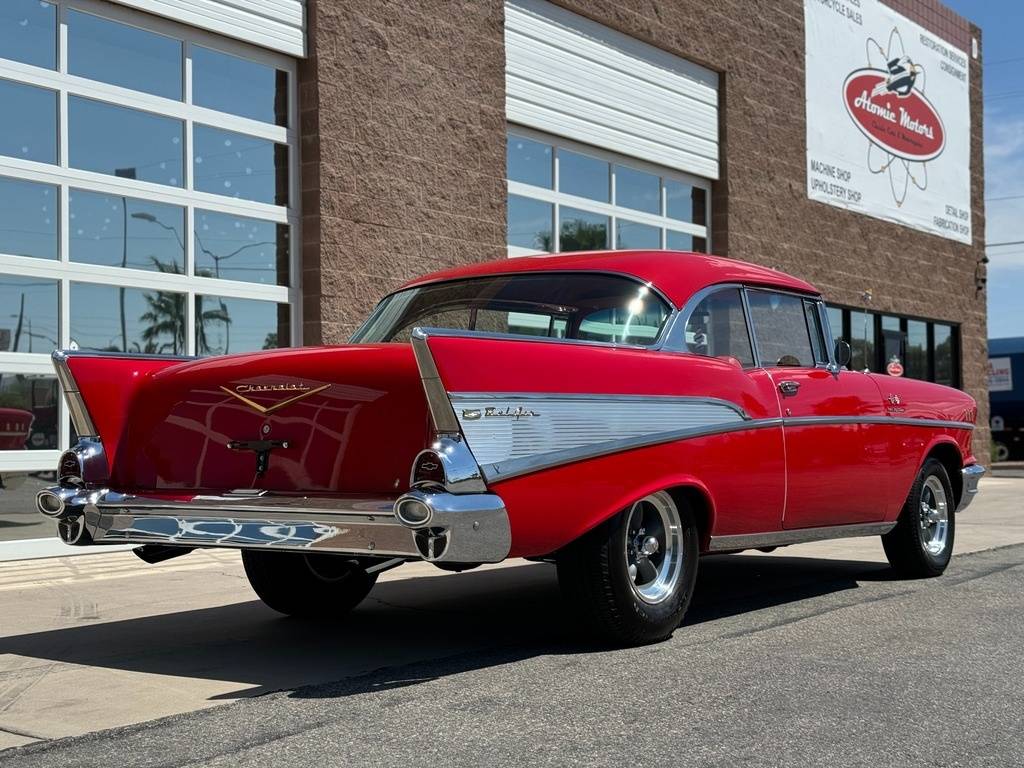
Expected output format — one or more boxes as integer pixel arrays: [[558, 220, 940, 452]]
[[0, 275, 58, 352], [507, 195, 552, 250], [615, 165, 660, 214], [559, 150, 609, 203], [0, 0, 56, 69], [195, 209, 287, 285], [0, 177, 57, 259], [70, 190, 184, 272], [69, 97, 183, 186], [0, 79, 57, 164], [666, 180, 704, 224], [616, 220, 660, 249], [666, 230, 706, 252], [70, 282, 185, 355], [194, 125, 287, 205], [507, 136, 552, 189], [192, 46, 285, 125], [196, 296, 283, 356], [68, 10, 182, 100]]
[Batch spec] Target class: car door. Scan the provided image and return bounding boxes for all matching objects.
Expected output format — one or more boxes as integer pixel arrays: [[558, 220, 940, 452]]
[[744, 289, 891, 529]]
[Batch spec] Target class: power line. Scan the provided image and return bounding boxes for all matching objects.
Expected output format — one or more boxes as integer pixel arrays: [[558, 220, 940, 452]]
[[987, 240, 1024, 248], [987, 55, 1024, 66], [986, 193, 1024, 203]]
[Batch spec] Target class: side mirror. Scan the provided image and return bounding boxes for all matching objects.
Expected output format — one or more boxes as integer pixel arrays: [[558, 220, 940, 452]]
[[833, 340, 852, 369]]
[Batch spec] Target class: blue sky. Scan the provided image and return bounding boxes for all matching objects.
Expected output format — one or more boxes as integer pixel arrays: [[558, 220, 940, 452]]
[[944, 0, 1024, 339]]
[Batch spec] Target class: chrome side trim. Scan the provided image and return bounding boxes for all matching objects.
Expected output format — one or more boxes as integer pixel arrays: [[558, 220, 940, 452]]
[[479, 419, 785, 483], [957, 464, 985, 513], [708, 521, 897, 552], [410, 328, 461, 434], [449, 392, 751, 420], [52, 351, 98, 438], [782, 415, 975, 431], [455, 394, 749, 468]]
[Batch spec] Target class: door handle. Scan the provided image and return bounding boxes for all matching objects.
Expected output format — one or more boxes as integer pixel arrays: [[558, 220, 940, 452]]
[[778, 380, 800, 397]]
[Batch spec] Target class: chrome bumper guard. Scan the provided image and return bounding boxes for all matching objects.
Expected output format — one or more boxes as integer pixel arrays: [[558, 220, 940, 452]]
[[956, 464, 985, 513], [36, 486, 512, 564]]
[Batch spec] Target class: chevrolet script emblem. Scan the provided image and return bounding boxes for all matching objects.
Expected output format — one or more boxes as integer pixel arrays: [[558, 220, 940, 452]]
[[219, 382, 330, 415]]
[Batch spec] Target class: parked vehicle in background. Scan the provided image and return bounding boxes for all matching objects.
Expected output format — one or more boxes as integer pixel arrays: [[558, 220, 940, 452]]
[[988, 338, 1024, 462], [36, 251, 983, 645]]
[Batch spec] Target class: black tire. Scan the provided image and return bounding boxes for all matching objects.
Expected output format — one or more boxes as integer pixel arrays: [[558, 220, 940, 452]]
[[556, 491, 699, 646], [241, 550, 377, 619], [882, 458, 956, 578]]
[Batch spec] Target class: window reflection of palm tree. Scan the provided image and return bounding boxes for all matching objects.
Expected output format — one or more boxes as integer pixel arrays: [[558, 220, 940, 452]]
[[134, 211, 271, 355]]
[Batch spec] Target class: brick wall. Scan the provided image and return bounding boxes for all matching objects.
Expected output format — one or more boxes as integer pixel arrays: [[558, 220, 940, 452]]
[[299, 0, 508, 343], [302, 0, 988, 457]]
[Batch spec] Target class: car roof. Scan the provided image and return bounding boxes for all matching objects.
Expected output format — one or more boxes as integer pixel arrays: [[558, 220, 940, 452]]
[[398, 250, 819, 308]]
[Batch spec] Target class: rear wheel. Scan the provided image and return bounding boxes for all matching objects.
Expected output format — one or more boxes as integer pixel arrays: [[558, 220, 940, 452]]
[[882, 458, 956, 578], [241, 550, 377, 619], [556, 491, 699, 646]]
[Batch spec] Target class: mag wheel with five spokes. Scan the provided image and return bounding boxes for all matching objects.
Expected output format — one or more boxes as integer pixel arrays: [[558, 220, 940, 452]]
[[882, 458, 956, 578]]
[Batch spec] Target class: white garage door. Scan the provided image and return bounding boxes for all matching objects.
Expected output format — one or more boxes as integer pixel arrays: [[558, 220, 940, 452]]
[[505, 0, 720, 179]]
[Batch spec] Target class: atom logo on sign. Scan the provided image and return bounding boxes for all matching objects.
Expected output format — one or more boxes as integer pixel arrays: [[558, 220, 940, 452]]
[[842, 28, 945, 207]]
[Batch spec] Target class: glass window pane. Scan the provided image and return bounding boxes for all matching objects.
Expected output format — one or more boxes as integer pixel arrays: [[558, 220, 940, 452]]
[[196, 296, 286, 356], [559, 207, 608, 252], [615, 165, 660, 214], [192, 45, 286, 125], [849, 310, 876, 372], [70, 190, 184, 272], [193, 125, 287, 205], [804, 301, 827, 364], [666, 230, 707, 252], [665, 180, 706, 224], [70, 97, 183, 187], [195, 210, 288, 285], [684, 288, 753, 365], [907, 319, 927, 380], [747, 291, 814, 367], [616, 219, 660, 249], [0, 374, 59, 450], [826, 306, 844, 343], [934, 324, 954, 387], [0, 0, 56, 69], [507, 135, 552, 189], [0, 473, 65, 541], [578, 293, 669, 345], [881, 315, 900, 332], [0, 177, 57, 259], [70, 282, 186, 355], [507, 195, 552, 252], [0, 79, 56, 164], [559, 150, 609, 202], [68, 10, 182, 100], [0, 274, 58, 352]]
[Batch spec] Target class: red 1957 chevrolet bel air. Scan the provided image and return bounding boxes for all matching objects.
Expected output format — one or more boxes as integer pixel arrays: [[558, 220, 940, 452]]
[[37, 250, 983, 645]]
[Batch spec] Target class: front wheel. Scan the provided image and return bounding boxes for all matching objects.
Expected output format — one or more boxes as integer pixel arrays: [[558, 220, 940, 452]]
[[882, 458, 956, 578], [241, 550, 378, 619], [556, 491, 699, 646]]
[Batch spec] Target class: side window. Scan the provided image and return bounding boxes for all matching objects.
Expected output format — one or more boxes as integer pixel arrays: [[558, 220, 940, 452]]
[[683, 288, 754, 366], [746, 291, 814, 367], [803, 300, 828, 365]]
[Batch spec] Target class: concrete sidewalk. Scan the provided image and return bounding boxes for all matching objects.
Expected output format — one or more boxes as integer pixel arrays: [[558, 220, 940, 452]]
[[0, 476, 1019, 751]]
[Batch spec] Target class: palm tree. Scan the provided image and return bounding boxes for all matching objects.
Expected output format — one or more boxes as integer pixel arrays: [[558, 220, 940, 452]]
[[137, 258, 231, 355]]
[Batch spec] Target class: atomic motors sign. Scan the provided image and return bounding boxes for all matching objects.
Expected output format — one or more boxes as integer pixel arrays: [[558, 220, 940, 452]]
[[804, 0, 971, 243]]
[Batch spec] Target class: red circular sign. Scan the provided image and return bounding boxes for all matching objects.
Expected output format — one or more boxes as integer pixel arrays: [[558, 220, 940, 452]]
[[887, 360, 905, 377], [843, 70, 945, 162]]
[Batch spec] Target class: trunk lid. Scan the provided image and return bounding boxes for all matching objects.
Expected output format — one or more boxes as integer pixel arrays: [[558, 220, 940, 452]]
[[70, 345, 430, 495]]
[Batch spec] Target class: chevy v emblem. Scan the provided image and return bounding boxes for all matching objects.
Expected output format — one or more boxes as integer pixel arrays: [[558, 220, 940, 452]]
[[219, 383, 330, 415]]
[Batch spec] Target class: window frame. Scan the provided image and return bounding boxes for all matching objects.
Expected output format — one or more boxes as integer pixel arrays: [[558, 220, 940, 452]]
[[0, 0, 301, 471], [680, 285, 756, 368], [506, 126, 712, 257]]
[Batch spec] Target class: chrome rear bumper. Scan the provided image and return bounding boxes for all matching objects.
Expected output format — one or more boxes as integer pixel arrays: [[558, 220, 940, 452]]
[[36, 487, 511, 564], [957, 464, 985, 513]]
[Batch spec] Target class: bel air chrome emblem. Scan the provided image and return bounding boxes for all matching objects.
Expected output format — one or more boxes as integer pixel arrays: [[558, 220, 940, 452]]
[[462, 406, 540, 421], [220, 382, 330, 415]]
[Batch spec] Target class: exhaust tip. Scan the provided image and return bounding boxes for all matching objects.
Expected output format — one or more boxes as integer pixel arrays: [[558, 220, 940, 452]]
[[395, 496, 433, 527], [36, 490, 66, 518]]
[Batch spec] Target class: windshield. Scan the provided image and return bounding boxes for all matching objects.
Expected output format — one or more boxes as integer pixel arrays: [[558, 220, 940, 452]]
[[351, 272, 672, 346]]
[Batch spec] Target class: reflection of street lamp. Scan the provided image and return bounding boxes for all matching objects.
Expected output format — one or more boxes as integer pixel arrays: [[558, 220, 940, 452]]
[[115, 168, 137, 353]]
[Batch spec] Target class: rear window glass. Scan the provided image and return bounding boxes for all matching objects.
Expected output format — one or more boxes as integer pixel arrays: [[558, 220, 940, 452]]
[[352, 273, 671, 346]]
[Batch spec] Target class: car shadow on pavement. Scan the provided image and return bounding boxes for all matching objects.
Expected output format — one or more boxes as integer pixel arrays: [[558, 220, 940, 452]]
[[0, 554, 896, 702]]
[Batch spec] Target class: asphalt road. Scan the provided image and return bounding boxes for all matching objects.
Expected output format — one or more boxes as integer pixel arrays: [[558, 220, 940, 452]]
[[1, 542, 1022, 768]]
